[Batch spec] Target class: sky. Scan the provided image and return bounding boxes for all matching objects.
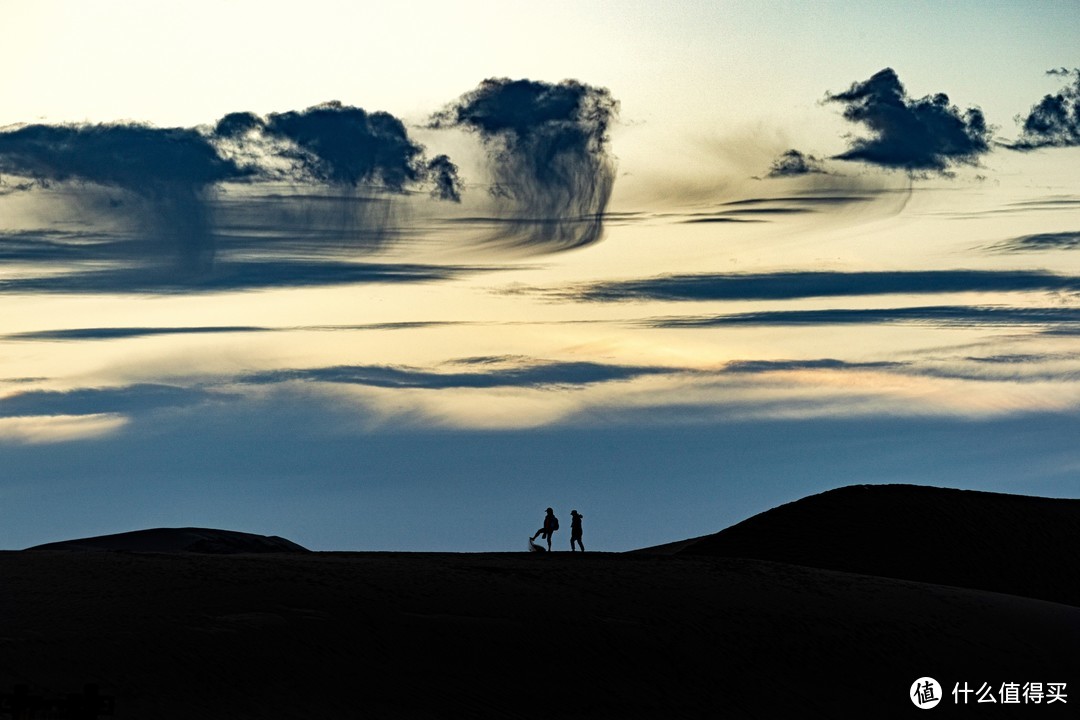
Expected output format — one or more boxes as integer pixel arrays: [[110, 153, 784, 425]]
[[2, 0, 1080, 551]]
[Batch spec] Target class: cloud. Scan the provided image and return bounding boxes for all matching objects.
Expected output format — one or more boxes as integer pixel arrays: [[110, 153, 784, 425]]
[[0, 103, 467, 291], [214, 102, 462, 199], [5, 326, 269, 341], [260, 102, 424, 190], [648, 305, 1080, 329], [723, 359, 903, 373], [3, 321, 461, 342], [763, 149, 827, 178], [988, 231, 1080, 253], [0, 123, 250, 271], [424, 154, 463, 202], [569, 269, 1080, 302], [0, 123, 245, 189], [1011, 68, 1080, 150], [825, 68, 991, 172], [0, 255, 488, 295], [0, 384, 233, 418], [241, 359, 678, 390], [432, 78, 619, 251]]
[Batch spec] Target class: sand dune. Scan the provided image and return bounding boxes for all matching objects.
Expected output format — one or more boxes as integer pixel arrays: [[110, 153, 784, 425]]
[[25, 527, 310, 555], [664, 484, 1080, 607], [2, 486, 1077, 718]]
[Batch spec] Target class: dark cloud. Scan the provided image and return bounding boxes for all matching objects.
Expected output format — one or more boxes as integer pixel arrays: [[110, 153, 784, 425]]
[[213, 111, 265, 139], [1011, 68, 1080, 150], [0, 123, 250, 271], [648, 305, 1080, 329], [723, 359, 902, 373], [825, 68, 991, 172], [213, 102, 462, 199], [0, 384, 233, 418], [5, 326, 268, 341], [4, 321, 463, 341], [722, 356, 1080, 386], [989, 231, 1080, 253], [764, 149, 827, 178], [425, 154, 463, 202], [0, 252, 488, 295], [722, 196, 875, 207], [261, 102, 424, 190], [242, 360, 675, 390], [570, 269, 1080, 303], [679, 216, 764, 224], [0, 103, 467, 291], [0, 123, 245, 189], [432, 78, 619, 251]]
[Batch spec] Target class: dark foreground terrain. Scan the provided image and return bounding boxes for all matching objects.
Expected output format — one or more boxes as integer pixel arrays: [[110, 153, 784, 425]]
[[2, 485, 1078, 718]]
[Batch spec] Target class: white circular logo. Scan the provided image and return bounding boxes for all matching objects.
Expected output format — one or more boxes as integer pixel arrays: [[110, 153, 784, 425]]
[[911, 677, 942, 709]]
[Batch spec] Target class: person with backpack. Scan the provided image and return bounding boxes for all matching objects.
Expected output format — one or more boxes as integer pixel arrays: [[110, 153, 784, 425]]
[[570, 510, 584, 552], [530, 507, 559, 552]]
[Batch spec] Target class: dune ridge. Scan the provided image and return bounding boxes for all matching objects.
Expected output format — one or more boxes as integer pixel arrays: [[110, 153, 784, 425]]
[[668, 484, 1080, 607], [25, 527, 309, 555]]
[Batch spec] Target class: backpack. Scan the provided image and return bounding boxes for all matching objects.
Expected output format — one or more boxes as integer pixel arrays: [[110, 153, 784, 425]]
[[551, 516, 559, 531]]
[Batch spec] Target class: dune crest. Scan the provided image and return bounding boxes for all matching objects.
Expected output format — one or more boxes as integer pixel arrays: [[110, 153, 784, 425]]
[[25, 527, 309, 554], [668, 484, 1080, 606]]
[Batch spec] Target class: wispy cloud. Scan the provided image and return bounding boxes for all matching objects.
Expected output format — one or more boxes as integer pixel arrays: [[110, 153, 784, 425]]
[[240, 359, 679, 390], [762, 149, 828, 178], [432, 78, 618, 252], [648, 305, 1080, 328], [568, 270, 1080, 303], [987, 231, 1080, 253], [3, 321, 461, 342], [0, 384, 234, 418], [0, 250, 489, 295]]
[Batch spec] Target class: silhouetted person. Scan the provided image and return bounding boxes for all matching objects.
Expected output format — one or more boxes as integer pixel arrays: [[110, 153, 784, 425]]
[[531, 507, 559, 551], [570, 510, 584, 552]]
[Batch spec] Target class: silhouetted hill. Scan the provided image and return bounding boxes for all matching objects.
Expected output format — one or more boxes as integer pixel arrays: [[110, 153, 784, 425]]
[[671, 484, 1080, 606], [25, 527, 309, 554]]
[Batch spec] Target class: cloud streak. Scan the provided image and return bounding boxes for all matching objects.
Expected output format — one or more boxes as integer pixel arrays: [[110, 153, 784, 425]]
[[648, 305, 1080, 329], [241, 359, 678, 390], [988, 231, 1080, 253], [569, 269, 1080, 302], [0, 256, 488, 295], [3, 321, 462, 342], [0, 384, 232, 418]]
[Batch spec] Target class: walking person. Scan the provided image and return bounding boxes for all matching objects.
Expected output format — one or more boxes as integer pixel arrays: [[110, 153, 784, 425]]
[[570, 510, 584, 552], [530, 507, 559, 552]]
